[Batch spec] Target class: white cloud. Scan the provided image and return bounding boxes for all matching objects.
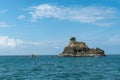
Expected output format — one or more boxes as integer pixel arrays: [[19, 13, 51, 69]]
[[0, 36, 65, 55], [0, 36, 44, 48], [18, 15, 26, 20], [29, 4, 116, 26], [0, 36, 24, 48], [0, 21, 9, 27]]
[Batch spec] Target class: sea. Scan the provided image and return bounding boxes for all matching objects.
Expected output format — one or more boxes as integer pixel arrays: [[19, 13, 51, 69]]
[[0, 55, 120, 80]]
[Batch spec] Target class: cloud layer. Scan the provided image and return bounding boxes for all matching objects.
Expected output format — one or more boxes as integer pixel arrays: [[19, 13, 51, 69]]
[[1, 36, 120, 54], [0, 21, 9, 27], [0, 36, 64, 55], [29, 4, 116, 26]]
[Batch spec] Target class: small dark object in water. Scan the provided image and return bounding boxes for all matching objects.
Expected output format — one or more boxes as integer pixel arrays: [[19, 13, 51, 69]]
[[30, 54, 36, 58]]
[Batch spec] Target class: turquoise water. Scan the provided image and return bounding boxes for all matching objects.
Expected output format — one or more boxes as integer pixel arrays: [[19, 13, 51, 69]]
[[0, 55, 120, 80]]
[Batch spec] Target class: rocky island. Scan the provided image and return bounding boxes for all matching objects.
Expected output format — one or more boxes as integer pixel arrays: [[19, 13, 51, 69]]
[[59, 37, 105, 57]]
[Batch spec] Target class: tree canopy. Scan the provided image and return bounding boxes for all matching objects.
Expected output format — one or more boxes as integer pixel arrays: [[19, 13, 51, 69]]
[[70, 37, 76, 42]]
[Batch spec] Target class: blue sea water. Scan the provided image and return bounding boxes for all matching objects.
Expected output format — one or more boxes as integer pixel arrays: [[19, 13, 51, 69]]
[[0, 55, 120, 80]]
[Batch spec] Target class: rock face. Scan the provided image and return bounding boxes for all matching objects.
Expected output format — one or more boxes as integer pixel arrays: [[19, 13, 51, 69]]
[[59, 37, 105, 57]]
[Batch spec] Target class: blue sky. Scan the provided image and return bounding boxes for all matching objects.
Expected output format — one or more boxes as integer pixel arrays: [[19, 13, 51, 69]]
[[0, 0, 120, 55]]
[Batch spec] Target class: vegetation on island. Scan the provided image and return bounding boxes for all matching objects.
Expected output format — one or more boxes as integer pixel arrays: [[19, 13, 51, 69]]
[[59, 37, 105, 57]]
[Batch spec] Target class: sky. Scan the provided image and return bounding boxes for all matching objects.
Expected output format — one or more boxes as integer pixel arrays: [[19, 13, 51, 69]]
[[0, 0, 120, 55]]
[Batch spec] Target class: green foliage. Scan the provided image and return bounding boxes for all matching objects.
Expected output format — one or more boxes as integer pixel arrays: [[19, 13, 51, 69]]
[[69, 37, 88, 48], [70, 37, 76, 42]]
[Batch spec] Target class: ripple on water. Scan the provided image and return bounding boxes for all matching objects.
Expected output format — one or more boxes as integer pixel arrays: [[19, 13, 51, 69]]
[[0, 55, 120, 80]]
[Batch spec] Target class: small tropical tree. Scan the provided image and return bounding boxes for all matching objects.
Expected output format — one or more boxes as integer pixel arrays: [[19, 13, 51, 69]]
[[70, 37, 76, 42]]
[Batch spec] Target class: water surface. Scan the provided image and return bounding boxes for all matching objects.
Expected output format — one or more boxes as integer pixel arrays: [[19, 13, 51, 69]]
[[0, 55, 120, 80]]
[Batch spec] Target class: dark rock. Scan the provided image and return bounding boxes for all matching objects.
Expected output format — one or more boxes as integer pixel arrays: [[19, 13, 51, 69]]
[[59, 37, 105, 57], [29, 54, 36, 58]]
